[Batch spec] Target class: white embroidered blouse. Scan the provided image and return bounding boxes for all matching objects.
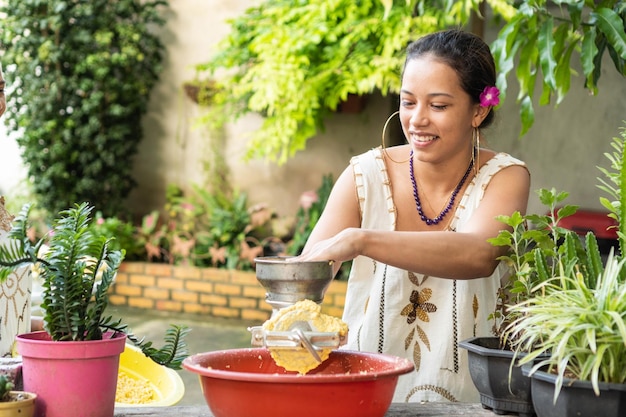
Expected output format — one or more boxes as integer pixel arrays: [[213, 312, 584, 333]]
[[341, 147, 527, 403]]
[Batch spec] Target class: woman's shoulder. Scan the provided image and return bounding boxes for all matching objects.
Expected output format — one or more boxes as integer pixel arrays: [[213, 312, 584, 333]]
[[480, 149, 526, 168]]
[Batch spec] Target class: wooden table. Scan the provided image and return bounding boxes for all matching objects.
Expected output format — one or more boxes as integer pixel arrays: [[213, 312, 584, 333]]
[[114, 403, 513, 416]]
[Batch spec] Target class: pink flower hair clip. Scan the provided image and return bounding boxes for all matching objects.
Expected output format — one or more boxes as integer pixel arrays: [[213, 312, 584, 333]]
[[479, 86, 500, 107]]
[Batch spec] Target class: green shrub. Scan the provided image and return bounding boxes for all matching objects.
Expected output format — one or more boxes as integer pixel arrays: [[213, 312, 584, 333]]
[[0, 0, 169, 218]]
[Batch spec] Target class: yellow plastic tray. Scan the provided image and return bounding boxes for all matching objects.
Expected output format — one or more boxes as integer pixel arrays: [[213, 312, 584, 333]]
[[115, 343, 185, 407]]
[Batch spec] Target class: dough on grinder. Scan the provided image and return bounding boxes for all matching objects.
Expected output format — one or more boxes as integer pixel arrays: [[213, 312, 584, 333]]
[[263, 299, 348, 374]]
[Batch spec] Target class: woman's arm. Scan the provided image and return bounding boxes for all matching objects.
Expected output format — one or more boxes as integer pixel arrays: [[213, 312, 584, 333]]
[[298, 164, 530, 279]]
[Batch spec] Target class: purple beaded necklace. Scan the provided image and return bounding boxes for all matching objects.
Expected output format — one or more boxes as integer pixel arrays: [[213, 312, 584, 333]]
[[409, 150, 474, 226]]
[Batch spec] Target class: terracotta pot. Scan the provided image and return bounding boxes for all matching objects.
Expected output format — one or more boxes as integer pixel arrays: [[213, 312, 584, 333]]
[[17, 331, 126, 417], [0, 391, 37, 417]]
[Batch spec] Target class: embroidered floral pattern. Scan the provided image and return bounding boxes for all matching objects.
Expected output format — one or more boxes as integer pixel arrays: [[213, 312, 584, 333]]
[[403, 288, 437, 324], [401, 272, 437, 371]]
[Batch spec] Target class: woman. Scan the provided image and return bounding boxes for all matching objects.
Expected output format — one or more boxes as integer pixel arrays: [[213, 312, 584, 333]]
[[295, 29, 530, 402]]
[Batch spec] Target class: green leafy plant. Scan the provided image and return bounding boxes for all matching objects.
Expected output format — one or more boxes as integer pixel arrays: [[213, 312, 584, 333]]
[[488, 188, 604, 342], [90, 212, 144, 261], [0, 375, 14, 402], [492, 0, 626, 135], [597, 127, 626, 255], [497, 123, 626, 400], [194, 0, 625, 162], [193, 0, 476, 163], [0, 203, 189, 370], [170, 185, 279, 270], [506, 253, 626, 400], [0, 0, 169, 217]]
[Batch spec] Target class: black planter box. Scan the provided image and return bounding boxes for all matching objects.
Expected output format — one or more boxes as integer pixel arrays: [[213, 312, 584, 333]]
[[459, 336, 535, 417], [523, 365, 626, 417]]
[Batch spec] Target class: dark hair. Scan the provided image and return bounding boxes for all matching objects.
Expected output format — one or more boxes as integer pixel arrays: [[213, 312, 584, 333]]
[[403, 29, 497, 128]]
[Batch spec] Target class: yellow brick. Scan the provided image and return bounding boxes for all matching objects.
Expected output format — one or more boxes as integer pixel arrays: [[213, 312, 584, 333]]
[[214, 283, 241, 296], [108, 294, 127, 305], [157, 277, 184, 290], [144, 287, 170, 300], [119, 262, 145, 274], [172, 290, 198, 303], [212, 306, 240, 318], [113, 284, 142, 297], [183, 303, 212, 315], [242, 285, 266, 299], [145, 263, 173, 277], [173, 266, 202, 280], [229, 296, 257, 309], [230, 270, 258, 286], [185, 280, 213, 294], [156, 300, 183, 312], [128, 298, 155, 309], [242, 309, 271, 322], [114, 272, 130, 285], [200, 294, 228, 306], [201, 268, 230, 282], [259, 300, 273, 311], [130, 274, 156, 287]]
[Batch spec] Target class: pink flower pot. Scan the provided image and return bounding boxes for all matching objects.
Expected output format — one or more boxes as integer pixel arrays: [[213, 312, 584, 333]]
[[17, 331, 126, 417]]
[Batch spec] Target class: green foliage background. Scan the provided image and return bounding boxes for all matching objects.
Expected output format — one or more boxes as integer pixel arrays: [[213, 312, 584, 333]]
[[195, 0, 626, 163], [0, 0, 169, 218]]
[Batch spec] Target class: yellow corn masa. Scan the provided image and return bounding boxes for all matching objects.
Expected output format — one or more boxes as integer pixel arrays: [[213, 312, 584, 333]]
[[263, 299, 348, 374], [116, 371, 155, 404]]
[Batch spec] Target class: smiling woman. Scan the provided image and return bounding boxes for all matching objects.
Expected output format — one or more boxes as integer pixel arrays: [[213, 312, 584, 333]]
[[292, 29, 531, 404]]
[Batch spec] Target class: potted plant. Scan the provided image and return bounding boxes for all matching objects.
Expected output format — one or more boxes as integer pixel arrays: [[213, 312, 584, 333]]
[[0, 374, 36, 417], [0, 202, 189, 417], [502, 128, 626, 417], [458, 123, 626, 415], [459, 187, 581, 417], [511, 254, 626, 417]]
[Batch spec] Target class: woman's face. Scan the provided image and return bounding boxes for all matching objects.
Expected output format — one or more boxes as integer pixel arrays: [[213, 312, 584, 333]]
[[399, 54, 487, 164]]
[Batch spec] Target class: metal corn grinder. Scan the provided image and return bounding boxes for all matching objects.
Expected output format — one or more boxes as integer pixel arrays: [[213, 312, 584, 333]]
[[248, 256, 345, 363]]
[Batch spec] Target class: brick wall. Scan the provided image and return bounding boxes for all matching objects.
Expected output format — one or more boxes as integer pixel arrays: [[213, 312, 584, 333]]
[[109, 262, 347, 322]]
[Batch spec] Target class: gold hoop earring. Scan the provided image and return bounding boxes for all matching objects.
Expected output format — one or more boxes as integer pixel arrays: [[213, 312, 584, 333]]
[[381, 111, 410, 164], [472, 127, 481, 176]]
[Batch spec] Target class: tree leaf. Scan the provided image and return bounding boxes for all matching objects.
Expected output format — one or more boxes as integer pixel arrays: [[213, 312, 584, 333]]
[[519, 95, 535, 136], [516, 32, 538, 99], [538, 17, 557, 90], [592, 8, 626, 60], [555, 40, 577, 104]]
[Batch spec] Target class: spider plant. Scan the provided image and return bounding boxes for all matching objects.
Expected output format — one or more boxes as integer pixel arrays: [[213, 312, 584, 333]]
[[0, 202, 189, 370], [505, 252, 626, 400]]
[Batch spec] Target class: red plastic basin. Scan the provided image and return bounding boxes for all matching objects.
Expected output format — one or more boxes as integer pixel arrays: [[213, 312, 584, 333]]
[[183, 347, 414, 417]]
